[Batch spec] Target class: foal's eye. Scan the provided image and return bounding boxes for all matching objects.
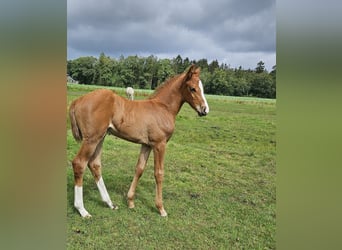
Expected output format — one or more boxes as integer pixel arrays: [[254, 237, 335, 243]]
[[189, 87, 196, 92]]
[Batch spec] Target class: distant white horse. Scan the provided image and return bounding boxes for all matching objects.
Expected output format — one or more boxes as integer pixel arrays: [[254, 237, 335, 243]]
[[126, 87, 134, 100]]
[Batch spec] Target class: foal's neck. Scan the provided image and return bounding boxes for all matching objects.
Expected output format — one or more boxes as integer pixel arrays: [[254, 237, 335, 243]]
[[151, 75, 185, 117]]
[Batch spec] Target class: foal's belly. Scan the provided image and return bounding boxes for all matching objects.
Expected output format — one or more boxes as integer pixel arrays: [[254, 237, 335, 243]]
[[107, 122, 149, 144], [107, 119, 173, 146]]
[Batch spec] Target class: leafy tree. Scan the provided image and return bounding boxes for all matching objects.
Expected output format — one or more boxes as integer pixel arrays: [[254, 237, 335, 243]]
[[93, 52, 114, 86], [199, 68, 210, 93], [269, 65, 276, 98], [157, 58, 174, 85], [207, 68, 233, 95], [67, 56, 97, 84], [172, 55, 184, 74], [255, 60, 266, 73], [183, 57, 191, 71], [67, 60, 73, 76], [196, 58, 208, 71], [238, 78, 251, 96], [250, 72, 275, 98], [144, 55, 159, 89], [270, 65, 276, 81], [234, 66, 244, 78], [118, 55, 137, 87], [67, 55, 276, 98], [208, 59, 219, 73]]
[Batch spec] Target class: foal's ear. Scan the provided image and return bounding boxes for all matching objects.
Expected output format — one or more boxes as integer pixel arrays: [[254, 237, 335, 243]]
[[185, 64, 200, 81]]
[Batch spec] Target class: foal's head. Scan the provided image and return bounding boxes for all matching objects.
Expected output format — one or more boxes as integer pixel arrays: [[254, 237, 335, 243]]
[[182, 65, 210, 116]]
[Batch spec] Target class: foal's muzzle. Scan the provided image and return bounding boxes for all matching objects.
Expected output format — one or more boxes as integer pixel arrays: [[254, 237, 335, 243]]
[[197, 106, 208, 116]]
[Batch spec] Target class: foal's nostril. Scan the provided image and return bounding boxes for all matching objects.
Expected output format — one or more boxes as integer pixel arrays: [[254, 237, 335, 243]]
[[199, 106, 207, 116], [197, 105, 208, 116]]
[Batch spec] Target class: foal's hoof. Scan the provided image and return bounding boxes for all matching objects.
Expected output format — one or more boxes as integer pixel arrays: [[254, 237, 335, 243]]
[[160, 210, 168, 217], [128, 201, 135, 209], [78, 208, 92, 218], [108, 202, 118, 210], [82, 213, 92, 219]]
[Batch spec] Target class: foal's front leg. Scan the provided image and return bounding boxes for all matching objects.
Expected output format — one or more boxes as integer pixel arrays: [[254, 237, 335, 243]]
[[153, 142, 167, 217]]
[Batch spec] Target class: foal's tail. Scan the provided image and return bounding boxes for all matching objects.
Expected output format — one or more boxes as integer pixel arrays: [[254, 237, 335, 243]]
[[69, 101, 82, 142]]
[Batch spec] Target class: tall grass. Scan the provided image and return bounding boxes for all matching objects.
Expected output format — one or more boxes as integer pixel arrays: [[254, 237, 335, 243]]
[[67, 84, 276, 249]]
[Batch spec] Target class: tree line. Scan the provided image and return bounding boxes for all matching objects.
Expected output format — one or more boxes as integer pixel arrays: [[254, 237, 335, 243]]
[[67, 53, 276, 98]]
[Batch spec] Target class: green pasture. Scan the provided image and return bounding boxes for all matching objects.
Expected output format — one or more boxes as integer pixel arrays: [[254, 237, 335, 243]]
[[67, 83, 276, 249]]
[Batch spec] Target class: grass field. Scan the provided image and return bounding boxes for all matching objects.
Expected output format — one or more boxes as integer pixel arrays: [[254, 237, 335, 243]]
[[67, 83, 276, 249]]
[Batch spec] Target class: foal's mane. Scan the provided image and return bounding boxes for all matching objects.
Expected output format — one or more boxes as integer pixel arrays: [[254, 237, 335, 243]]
[[148, 73, 185, 100]]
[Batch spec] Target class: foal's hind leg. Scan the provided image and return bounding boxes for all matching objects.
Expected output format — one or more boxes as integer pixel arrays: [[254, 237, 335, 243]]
[[88, 139, 118, 210], [127, 144, 152, 208], [72, 141, 99, 218]]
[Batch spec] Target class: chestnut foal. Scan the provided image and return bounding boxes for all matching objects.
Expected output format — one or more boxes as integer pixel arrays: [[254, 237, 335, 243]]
[[69, 65, 209, 217]]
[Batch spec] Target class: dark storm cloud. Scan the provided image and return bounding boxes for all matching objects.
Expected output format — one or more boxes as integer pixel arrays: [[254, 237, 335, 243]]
[[68, 0, 276, 69]]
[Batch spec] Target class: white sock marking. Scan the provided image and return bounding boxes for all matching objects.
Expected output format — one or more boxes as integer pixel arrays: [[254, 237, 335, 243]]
[[74, 186, 91, 217], [96, 177, 115, 209]]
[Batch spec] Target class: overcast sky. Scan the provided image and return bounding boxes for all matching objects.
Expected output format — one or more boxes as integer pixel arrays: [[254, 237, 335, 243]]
[[67, 0, 276, 71]]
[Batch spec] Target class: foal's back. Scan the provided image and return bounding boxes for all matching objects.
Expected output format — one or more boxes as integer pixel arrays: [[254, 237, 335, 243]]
[[71, 89, 175, 145]]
